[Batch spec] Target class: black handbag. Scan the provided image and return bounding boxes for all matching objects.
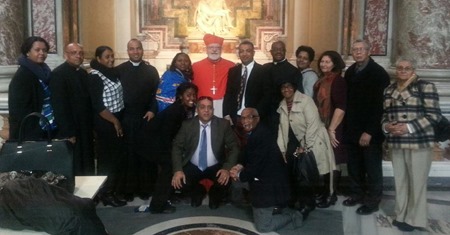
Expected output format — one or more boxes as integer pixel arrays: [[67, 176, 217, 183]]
[[417, 81, 450, 142], [0, 112, 75, 193], [292, 149, 320, 183]]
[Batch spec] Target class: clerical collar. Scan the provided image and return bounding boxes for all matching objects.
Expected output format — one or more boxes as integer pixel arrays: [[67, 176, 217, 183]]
[[129, 60, 141, 66], [273, 58, 287, 65]]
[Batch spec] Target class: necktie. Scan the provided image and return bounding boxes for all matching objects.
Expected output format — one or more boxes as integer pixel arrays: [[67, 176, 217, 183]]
[[237, 66, 247, 110], [198, 124, 208, 171]]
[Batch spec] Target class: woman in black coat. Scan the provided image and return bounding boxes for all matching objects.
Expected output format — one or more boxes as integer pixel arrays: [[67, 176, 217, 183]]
[[88, 46, 126, 207], [9, 36, 56, 140], [137, 82, 198, 213]]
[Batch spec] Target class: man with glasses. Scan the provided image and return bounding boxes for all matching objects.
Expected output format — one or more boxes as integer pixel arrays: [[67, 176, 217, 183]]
[[343, 39, 390, 215], [230, 108, 304, 233], [171, 96, 239, 209], [192, 34, 235, 117], [50, 43, 95, 175]]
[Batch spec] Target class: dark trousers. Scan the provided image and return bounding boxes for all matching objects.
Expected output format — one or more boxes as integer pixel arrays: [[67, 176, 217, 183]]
[[73, 123, 95, 176], [94, 112, 125, 193], [149, 152, 173, 211], [182, 162, 230, 199], [120, 114, 157, 196], [347, 143, 383, 207]]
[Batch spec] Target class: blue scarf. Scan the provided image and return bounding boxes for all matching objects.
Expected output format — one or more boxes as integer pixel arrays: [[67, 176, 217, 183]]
[[18, 56, 57, 131]]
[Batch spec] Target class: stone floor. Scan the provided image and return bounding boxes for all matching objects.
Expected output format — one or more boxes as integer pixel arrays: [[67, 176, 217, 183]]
[[113, 189, 450, 235]]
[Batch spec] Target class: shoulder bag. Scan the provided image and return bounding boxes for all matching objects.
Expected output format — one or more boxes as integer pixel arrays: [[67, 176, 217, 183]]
[[0, 112, 74, 192]]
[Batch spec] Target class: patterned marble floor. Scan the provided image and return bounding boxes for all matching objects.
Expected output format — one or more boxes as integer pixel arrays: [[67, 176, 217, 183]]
[[113, 190, 450, 235]]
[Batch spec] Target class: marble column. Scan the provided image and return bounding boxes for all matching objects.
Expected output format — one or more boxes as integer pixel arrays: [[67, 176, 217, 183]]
[[395, 0, 450, 69], [0, 0, 25, 65]]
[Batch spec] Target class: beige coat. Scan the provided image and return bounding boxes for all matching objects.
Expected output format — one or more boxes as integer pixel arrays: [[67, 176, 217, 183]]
[[277, 91, 335, 175]]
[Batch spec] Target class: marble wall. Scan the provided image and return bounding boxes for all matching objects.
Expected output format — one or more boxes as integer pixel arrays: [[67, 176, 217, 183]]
[[0, 0, 25, 65], [31, 0, 57, 53], [396, 0, 450, 69], [364, 0, 389, 55]]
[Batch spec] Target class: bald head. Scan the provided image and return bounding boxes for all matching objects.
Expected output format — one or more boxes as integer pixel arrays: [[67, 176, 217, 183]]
[[127, 38, 144, 62], [64, 43, 84, 67]]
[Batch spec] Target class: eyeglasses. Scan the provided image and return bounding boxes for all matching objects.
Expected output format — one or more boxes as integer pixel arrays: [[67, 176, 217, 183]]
[[66, 51, 84, 56], [241, 115, 259, 121], [351, 47, 367, 52], [396, 66, 413, 72]]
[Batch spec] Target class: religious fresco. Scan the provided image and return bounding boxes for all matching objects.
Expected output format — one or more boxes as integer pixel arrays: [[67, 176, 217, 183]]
[[139, 0, 285, 54]]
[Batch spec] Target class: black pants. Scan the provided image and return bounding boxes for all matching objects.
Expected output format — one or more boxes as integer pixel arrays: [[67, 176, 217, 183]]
[[94, 112, 125, 193], [182, 162, 230, 200], [119, 114, 157, 196], [149, 152, 173, 211], [73, 122, 95, 176], [346, 143, 383, 207]]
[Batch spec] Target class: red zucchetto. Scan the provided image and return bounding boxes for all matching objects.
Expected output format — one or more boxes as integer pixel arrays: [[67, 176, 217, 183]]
[[203, 34, 224, 46]]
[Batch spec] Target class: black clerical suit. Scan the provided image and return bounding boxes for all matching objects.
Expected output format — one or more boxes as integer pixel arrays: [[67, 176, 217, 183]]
[[262, 59, 303, 133], [116, 60, 160, 198], [50, 62, 94, 175]]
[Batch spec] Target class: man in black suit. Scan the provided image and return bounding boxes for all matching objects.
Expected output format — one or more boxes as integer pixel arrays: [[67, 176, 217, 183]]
[[230, 108, 303, 233], [262, 41, 303, 133], [223, 40, 266, 129], [343, 39, 390, 215], [171, 96, 239, 209], [50, 43, 94, 176]]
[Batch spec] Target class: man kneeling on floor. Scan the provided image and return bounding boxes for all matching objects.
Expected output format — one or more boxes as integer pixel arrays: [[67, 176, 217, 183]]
[[230, 108, 304, 232], [171, 96, 239, 209]]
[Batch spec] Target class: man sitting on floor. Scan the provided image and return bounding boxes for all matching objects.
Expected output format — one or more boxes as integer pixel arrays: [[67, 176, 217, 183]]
[[230, 108, 304, 233], [171, 96, 239, 209]]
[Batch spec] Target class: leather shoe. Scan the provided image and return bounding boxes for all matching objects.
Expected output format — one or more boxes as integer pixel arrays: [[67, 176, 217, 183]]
[[392, 220, 418, 232], [97, 192, 127, 207], [299, 205, 315, 221], [272, 207, 283, 215], [343, 197, 362, 207], [356, 205, 379, 215], [150, 203, 176, 214]]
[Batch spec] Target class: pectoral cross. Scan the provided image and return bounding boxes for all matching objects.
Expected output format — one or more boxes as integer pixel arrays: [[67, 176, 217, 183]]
[[210, 85, 217, 95]]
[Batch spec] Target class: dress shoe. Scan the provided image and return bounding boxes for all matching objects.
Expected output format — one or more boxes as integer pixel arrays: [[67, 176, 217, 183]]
[[191, 184, 206, 207], [97, 192, 127, 207], [272, 207, 283, 215], [343, 197, 362, 207], [292, 211, 304, 228], [356, 205, 379, 215], [191, 195, 203, 207], [299, 205, 315, 221], [138, 193, 150, 201], [392, 220, 418, 232], [117, 193, 134, 202], [150, 203, 176, 214], [316, 192, 337, 208]]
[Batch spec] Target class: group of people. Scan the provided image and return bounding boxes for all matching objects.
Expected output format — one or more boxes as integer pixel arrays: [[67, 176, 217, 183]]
[[7, 33, 439, 233]]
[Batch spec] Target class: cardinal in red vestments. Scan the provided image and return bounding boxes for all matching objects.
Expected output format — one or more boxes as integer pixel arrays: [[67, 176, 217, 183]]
[[192, 34, 235, 117]]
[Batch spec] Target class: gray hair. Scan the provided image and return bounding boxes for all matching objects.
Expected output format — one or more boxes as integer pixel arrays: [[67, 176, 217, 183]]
[[395, 57, 417, 69], [352, 39, 371, 51]]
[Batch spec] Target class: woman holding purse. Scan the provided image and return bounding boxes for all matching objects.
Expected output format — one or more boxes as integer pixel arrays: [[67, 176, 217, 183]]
[[276, 76, 335, 219], [381, 58, 440, 232]]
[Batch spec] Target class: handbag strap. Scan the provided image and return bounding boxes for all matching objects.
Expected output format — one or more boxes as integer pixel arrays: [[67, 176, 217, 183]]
[[18, 112, 52, 144]]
